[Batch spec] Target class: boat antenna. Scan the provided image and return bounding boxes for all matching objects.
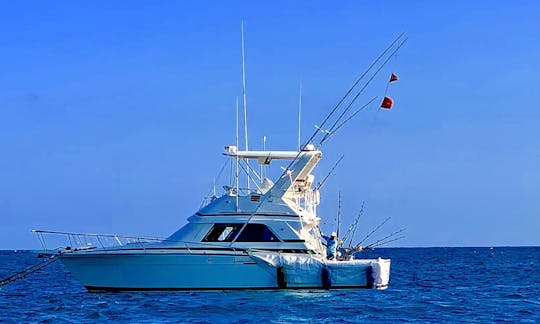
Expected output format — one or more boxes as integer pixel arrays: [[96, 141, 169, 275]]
[[241, 19, 250, 190], [298, 83, 302, 151], [357, 216, 391, 246], [315, 155, 344, 191], [235, 96, 240, 211]]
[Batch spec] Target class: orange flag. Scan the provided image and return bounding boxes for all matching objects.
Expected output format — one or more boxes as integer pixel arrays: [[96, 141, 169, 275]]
[[381, 96, 393, 109]]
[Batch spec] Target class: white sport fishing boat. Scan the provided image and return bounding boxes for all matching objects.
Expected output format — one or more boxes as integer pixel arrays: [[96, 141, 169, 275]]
[[33, 27, 406, 291], [35, 144, 390, 291]]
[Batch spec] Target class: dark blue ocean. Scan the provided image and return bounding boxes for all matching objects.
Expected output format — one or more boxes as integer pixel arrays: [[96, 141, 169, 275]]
[[1, 247, 539, 323]]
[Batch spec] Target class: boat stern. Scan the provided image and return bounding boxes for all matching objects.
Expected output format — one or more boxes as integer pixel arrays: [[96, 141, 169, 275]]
[[369, 257, 391, 289]]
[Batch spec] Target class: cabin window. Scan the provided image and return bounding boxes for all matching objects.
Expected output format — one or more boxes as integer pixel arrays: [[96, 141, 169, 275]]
[[202, 224, 243, 242], [235, 224, 280, 242]]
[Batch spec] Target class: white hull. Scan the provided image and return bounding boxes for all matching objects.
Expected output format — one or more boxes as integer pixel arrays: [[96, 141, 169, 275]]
[[60, 251, 390, 290]]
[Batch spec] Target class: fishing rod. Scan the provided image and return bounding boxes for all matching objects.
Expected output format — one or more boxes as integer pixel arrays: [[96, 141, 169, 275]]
[[339, 201, 365, 248], [320, 36, 408, 146], [336, 191, 341, 239], [366, 235, 406, 249], [357, 216, 391, 246], [315, 155, 344, 191], [364, 235, 405, 250], [347, 201, 365, 248], [340, 207, 361, 246], [364, 228, 407, 250]]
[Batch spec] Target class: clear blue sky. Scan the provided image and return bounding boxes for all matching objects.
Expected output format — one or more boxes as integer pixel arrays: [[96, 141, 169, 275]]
[[1, 1, 539, 249]]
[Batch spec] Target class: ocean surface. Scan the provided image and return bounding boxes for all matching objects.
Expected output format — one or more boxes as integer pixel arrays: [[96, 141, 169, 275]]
[[1, 247, 539, 323]]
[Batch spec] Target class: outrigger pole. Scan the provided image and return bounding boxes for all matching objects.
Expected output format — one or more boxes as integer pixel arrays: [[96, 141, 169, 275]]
[[321, 96, 378, 143], [313, 32, 406, 147], [278, 33, 407, 179], [319, 35, 408, 145]]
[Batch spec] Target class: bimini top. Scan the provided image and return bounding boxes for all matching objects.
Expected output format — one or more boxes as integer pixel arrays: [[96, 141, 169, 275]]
[[223, 144, 321, 201], [224, 144, 317, 164]]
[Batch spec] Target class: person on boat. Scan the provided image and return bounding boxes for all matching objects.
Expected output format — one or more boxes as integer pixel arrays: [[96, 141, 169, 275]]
[[322, 232, 338, 260]]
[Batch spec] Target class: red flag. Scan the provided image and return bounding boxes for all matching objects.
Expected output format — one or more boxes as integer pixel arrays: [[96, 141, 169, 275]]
[[380, 96, 393, 109], [389, 73, 398, 83]]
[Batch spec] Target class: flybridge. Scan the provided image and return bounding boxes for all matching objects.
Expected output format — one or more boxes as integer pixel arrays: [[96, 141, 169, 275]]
[[222, 143, 322, 199]]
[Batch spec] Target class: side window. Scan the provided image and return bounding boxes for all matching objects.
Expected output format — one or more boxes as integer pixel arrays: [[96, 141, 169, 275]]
[[235, 224, 280, 242], [203, 224, 242, 242]]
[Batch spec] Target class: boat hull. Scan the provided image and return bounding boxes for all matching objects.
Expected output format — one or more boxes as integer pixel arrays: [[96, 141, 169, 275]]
[[59, 251, 390, 291]]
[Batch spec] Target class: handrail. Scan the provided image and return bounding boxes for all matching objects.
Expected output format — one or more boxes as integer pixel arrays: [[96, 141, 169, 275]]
[[32, 229, 167, 242], [32, 229, 245, 253]]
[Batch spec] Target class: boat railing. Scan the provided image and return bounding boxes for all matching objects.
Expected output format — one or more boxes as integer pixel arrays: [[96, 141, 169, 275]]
[[32, 229, 166, 252], [32, 229, 245, 255]]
